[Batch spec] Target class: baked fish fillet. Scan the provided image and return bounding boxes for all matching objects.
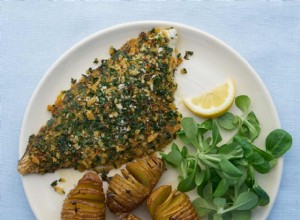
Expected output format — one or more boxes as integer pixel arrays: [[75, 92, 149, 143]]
[[18, 28, 182, 175]]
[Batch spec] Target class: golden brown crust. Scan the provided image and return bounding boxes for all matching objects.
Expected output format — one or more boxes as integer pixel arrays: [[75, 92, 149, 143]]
[[61, 172, 105, 220], [106, 157, 164, 215], [147, 185, 200, 220], [18, 28, 182, 175]]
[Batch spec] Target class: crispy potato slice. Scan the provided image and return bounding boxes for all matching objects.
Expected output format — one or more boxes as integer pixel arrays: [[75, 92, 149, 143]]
[[106, 157, 164, 215], [147, 185, 200, 220], [61, 172, 105, 220], [126, 157, 164, 189], [108, 174, 148, 212], [147, 185, 172, 216], [153, 190, 175, 218], [158, 193, 189, 219]]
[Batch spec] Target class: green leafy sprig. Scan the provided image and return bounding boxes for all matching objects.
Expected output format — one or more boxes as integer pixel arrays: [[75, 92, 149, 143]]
[[161, 95, 292, 220]]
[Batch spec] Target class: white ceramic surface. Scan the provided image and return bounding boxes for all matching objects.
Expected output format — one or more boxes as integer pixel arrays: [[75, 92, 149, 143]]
[[19, 21, 282, 220]]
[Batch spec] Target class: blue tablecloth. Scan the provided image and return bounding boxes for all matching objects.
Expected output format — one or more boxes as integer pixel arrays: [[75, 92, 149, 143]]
[[1, 1, 300, 219]]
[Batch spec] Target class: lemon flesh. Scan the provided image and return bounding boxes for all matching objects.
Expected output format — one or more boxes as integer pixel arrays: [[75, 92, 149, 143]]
[[183, 79, 236, 118]]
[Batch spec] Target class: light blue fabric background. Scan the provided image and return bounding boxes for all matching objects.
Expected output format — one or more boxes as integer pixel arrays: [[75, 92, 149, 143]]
[[1, 1, 300, 219]]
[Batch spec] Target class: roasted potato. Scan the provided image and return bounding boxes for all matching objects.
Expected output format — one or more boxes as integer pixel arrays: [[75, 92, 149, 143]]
[[106, 157, 164, 215], [147, 185, 200, 220], [61, 172, 105, 220], [117, 213, 141, 220]]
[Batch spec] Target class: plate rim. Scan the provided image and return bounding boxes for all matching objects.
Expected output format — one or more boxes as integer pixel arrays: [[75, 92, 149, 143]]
[[19, 20, 283, 220]]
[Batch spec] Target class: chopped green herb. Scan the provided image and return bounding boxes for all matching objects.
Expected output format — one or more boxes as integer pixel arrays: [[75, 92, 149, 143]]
[[71, 78, 77, 84], [93, 58, 99, 64], [184, 51, 194, 60], [50, 180, 58, 187]]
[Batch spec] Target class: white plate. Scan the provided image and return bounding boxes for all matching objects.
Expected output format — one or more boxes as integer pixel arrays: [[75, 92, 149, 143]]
[[19, 21, 282, 220]]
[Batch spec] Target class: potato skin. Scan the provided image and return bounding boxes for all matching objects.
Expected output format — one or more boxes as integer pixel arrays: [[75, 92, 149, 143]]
[[61, 172, 105, 220], [147, 185, 200, 220], [106, 157, 164, 215], [147, 185, 172, 216], [117, 213, 141, 220]]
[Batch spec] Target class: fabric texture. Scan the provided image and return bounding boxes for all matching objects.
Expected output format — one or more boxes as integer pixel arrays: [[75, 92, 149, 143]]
[[1, 1, 300, 219]]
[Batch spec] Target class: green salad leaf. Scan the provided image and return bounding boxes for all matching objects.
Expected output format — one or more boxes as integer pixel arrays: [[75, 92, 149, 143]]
[[162, 95, 292, 219]]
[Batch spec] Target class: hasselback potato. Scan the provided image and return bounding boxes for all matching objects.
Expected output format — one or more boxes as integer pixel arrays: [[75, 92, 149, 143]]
[[117, 213, 141, 220], [106, 157, 165, 215], [147, 185, 200, 220], [61, 172, 105, 220]]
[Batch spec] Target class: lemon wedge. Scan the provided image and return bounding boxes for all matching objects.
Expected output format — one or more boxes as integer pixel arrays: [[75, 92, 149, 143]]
[[183, 79, 236, 118]]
